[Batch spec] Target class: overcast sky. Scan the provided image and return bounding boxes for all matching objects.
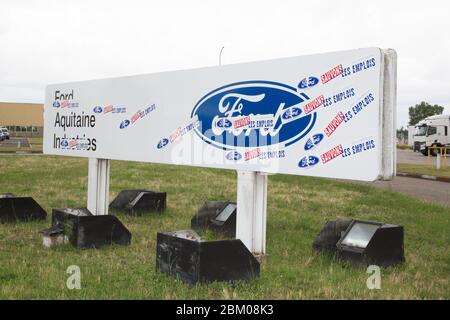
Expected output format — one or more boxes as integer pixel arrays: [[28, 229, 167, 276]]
[[1, 0, 449, 128]]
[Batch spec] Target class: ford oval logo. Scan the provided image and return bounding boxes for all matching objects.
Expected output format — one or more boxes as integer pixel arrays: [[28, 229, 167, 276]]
[[298, 76, 319, 89], [216, 118, 232, 128], [119, 119, 130, 129], [298, 155, 320, 168], [93, 106, 103, 113], [225, 150, 242, 161], [157, 138, 169, 149], [304, 133, 324, 151], [192, 81, 316, 150], [282, 107, 302, 120], [61, 139, 68, 147]]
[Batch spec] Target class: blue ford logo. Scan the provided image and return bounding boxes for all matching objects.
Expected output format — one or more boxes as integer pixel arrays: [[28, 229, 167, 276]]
[[304, 133, 324, 151], [157, 138, 169, 149], [119, 119, 130, 129], [192, 81, 316, 150], [282, 107, 302, 120], [225, 151, 242, 161], [298, 77, 319, 89], [298, 156, 320, 168], [216, 118, 232, 128], [93, 106, 103, 113], [53, 100, 60, 108]]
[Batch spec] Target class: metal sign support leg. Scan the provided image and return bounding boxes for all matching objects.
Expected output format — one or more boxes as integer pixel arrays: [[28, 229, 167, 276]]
[[236, 171, 268, 255], [87, 158, 110, 215]]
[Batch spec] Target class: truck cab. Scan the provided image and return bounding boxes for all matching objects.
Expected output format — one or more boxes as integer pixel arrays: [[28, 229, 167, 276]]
[[412, 115, 450, 155], [412, 121, 427, 152]]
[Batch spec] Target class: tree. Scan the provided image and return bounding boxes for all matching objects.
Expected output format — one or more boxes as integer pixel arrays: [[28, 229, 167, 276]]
[[408, 101, 444, 126]]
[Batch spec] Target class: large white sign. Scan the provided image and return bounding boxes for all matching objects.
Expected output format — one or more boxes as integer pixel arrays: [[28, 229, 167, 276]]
[[44, 47, 388, 181]]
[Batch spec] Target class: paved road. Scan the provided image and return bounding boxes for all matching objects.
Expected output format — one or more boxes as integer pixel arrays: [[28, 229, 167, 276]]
[[358, 176, 450, 207], [397, 148, 449, 165], [0, 138, 30, 148]]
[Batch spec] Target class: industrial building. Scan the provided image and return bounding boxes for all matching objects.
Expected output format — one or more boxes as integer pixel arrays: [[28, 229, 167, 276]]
[[0, 102, 44, 137]]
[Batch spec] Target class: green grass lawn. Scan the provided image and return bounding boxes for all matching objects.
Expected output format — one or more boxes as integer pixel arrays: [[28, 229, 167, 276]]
[[28, 137, 43, 146], [0, 155, 449, 299], [28, 137, 43, 153], [398, 163, 450, 178]]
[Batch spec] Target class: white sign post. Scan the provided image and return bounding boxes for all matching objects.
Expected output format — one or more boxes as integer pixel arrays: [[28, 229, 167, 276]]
[[44, 47, 396, 254], [87, 158, 110, 215], [236, 171, 268, 255]]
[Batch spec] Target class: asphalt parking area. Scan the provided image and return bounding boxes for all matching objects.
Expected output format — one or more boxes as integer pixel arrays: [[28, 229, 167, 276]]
[[369, 176, 450, 207], [0, 138, 30, 148], [346, 176, 450, 207], [397, 148, 450, 165]]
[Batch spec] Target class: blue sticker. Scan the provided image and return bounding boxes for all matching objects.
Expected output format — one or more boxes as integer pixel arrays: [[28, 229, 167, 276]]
[[225, 150, 242, 161], [282, 107, 302, 120], [119, 119, 130, 129], [157, 138, 169, 149], [298, 155, 320, 168], [298, 77, 319, 89], [216, 118, 232, 128], [93, 106, 103, 113], [304, 133, 324, 151]]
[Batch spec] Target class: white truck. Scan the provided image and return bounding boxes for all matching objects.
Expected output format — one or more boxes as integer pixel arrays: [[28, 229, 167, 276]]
[[412, 114, 450, 155]]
